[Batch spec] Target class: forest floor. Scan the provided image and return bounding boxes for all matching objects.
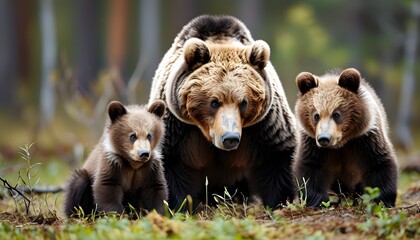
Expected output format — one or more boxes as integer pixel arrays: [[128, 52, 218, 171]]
[[0, 170, 419, 239], [0, 142, 419, 239]]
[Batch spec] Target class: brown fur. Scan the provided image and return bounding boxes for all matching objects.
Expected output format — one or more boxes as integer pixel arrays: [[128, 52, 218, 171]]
[[293, 68, 399, 207], [148, 15, 297, 210], [63, 100, 168, 217]]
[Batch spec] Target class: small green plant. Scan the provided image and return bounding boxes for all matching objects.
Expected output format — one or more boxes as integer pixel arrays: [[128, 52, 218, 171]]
[[358, 187, 411, 239], [294, 176, 309, 209], [321, 201, 331, 208], [0, 142, 60, 224], [163, 196, 191, 219], [0, 143, 42, 214], [212, 187, 250, 219], [333, 180, 354, 207], [361, 186, 387, 218]]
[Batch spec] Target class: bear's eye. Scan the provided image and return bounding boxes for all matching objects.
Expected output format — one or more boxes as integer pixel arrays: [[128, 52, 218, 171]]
[[240, 99, 248, 111], [332, 112, 341, 122], [129, 133, 137, 142], [210, 100, 220, 109], [313, 113, 320, 123], [146, 133, 152, 141]]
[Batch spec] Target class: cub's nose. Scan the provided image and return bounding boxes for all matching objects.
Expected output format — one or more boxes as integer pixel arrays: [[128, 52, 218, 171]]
[[221, 132, 240, 150], [138, 150, 150, 159], [317, 134, 331, 147]]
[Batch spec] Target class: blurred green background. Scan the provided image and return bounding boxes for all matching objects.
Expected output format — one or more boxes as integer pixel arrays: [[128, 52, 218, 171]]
[[0, 0, 419, 186]]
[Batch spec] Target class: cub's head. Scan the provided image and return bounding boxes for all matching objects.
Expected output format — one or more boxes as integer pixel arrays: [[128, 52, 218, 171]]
[[106, 100, 166, 169], [295, 68, 370, 148], [166, 38, 272, 151]]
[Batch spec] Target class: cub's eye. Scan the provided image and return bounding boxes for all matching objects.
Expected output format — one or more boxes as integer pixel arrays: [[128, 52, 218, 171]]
[[332, 112, 341, 122], [129, 133, 137, 142], [146, 133, 152, 141], [210, 100, 220, 109], [313, 113, 320, 122], [240, 99, 248, 110]]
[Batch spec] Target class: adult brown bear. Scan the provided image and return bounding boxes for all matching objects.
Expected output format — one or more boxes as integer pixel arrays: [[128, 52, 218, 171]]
[[149, 14, 297, 210]]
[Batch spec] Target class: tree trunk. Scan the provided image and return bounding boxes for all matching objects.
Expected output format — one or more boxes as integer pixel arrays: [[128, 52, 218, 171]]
[[75, 0, 100, 95], [396, 1, 419, 151], [106, 0, 129, 102], [39, 0, 56, 127], [0, 1, 18, 113], [139, 0, 160, 86], [238, 0, 262, 37]]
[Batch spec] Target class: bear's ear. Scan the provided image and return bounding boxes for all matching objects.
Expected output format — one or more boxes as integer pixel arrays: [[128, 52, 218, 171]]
[[148, 100, 166, 118], [184, 38, 210, 70], [338, 68, 361, 93], [296, 72, 318, 95], [248, 40, 270, 70], [108, 101, 127, 124]]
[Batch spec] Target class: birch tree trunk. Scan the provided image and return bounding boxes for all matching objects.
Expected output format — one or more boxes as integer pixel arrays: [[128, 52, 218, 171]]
[[39, 0, 56, 127], [75, 0, 100, 95], [396, 1, 419, 151], [139, 0, 160, 85]]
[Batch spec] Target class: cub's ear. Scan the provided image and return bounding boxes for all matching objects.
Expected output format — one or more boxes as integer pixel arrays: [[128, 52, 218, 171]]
[[338, 68, 361, 93], [148, 100, 166, 118], [108, 101, 127, 124], [184, 38, 210, 70], [248, 40, 270, 70], [296, 72, 318, 95]]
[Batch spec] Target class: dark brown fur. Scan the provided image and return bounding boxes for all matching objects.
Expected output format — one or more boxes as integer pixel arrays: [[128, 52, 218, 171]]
[[149, 15, 297, 210], [293, 68, 399, 207], [63, 100, 168, 217]]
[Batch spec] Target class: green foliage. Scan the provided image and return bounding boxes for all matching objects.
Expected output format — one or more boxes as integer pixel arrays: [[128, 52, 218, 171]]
[[357, 186, 420, 239], [1, 147, 419, 239], [361, 186, 387, 218], [1, 143, 42, 215]]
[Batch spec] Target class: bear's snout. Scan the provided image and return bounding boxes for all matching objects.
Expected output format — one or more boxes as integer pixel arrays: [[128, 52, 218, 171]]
[[317, 134, 332, 147], [221, 132, 241, 150], [138, 150, 150, 160]]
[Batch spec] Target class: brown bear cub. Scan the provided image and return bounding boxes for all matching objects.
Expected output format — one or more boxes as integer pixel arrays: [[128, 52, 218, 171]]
[[63, 100, 168, 217], [293, 68, 399, 208]]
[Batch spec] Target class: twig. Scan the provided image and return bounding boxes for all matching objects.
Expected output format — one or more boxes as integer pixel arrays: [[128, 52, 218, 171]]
[[18, 185, 63, 195], [0, 176, 31, 213], [0, 177, 31, 202], [392, 203, 420, 212]]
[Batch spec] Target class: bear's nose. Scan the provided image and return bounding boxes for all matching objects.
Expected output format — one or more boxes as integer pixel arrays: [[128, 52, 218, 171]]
[[221, 132, 240, 150], [317, 134, 331, 147], [138, 150, 150, 159]]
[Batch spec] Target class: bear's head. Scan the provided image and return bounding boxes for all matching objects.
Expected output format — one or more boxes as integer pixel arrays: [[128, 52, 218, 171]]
[[166, 38, 272, 151], [295, 68, 371, 149], [106, 100, 166, 169]]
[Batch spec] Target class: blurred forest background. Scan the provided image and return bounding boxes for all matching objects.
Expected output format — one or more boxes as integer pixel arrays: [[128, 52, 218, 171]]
[[0, 0, 419, 173]]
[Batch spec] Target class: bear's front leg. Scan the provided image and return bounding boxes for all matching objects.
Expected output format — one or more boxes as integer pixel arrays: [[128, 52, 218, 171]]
[[141, 168, 169, 215], [93, 176, 124, 214], [293, 139, 330, 208], [252, 148, 296, 209], [364, 157, 398, 207], [164, 161, 201, 211], [141, 187, 167, 215], [295, 160, 330, 208]]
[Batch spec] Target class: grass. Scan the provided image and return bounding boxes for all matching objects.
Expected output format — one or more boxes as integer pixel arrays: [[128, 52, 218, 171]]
[[0, 143, 419, 239]]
